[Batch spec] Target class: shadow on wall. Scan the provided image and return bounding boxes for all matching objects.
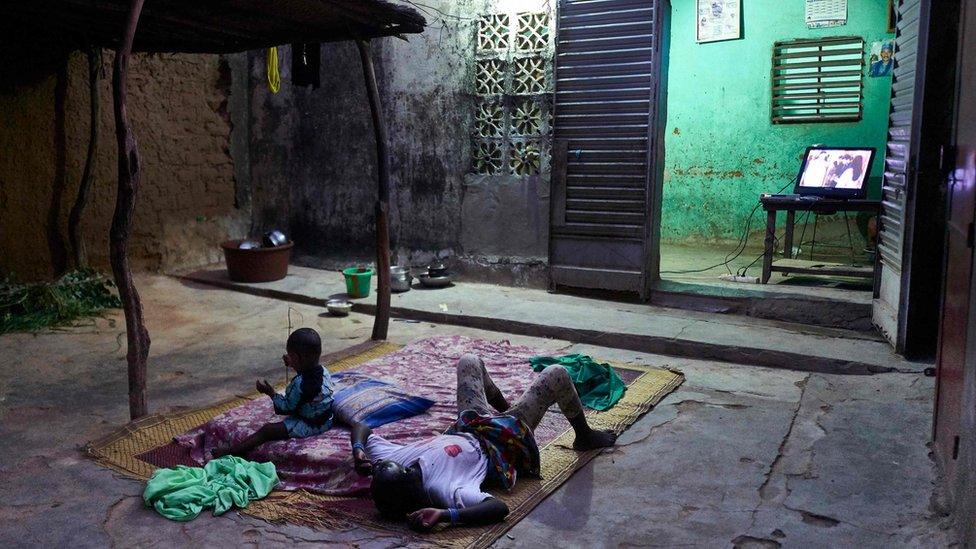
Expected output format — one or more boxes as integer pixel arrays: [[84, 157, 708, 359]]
[[245, 1, 555, 286]]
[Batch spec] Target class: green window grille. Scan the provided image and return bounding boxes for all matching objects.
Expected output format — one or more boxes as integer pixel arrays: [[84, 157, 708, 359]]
[[771, 36, 865, 124]]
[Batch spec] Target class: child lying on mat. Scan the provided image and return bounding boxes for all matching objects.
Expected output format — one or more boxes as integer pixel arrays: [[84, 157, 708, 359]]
[[350, 353, 616, 531], [212, 328, 334, 458]]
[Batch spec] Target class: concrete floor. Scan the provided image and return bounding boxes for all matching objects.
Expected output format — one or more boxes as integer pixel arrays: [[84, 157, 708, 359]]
[[659, 242, 875, 300], [0, 275, 956, 548], [181, 265, 922, 375]]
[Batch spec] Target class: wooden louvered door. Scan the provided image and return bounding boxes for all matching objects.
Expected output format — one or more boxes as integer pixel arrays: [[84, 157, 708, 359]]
[[548, 0, 669, 298]]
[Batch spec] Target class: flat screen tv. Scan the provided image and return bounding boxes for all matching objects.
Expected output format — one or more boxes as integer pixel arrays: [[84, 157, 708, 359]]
[[795, 146, 876, 199]]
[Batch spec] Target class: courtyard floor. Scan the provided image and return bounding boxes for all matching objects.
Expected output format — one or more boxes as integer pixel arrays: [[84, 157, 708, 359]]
[[0, 274, 957, 547], [659, 242, 875, 300]]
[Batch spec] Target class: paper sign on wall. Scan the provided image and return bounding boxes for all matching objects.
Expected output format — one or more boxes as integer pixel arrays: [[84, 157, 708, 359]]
[[805, 0, 847, 29], [696, 0, 741, 43]]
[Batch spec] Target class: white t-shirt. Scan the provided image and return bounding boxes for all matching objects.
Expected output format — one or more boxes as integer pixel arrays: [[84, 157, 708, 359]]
[[366, 433, 493, 509]]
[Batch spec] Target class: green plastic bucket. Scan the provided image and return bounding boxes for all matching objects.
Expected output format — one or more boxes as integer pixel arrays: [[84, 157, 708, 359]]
[[343, 267, 374, 298]]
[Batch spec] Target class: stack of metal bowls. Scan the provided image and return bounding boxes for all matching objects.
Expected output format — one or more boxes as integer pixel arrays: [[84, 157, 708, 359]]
[[418, 261, 452, 288]]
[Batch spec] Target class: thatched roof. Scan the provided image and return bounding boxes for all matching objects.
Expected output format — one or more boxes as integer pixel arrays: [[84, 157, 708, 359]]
[[7, 0, 426, 54]]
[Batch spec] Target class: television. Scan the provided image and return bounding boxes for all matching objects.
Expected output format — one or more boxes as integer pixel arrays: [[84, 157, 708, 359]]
[[795, 146, 876, 199]]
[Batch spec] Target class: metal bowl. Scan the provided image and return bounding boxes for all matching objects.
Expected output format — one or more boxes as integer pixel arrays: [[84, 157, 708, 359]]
[[418, 273, 452, 288], [325, 299, 353, 316]]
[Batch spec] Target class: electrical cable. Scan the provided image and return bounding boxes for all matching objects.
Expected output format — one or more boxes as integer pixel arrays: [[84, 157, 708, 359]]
[[738, 211, 865, 277], [660, 177, 798, 275], [738, 209, 810, 278], [659, 201, 762, 275]]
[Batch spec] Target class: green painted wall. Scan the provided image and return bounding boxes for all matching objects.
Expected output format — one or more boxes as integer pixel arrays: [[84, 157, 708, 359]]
[[661, 0, 895, 243]]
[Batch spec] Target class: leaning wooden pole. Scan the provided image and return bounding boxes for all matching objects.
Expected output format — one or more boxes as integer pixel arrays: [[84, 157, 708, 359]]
[[356, 39, 392, 341], [111, 0, 150, 420], [68, 46, 102, 268]]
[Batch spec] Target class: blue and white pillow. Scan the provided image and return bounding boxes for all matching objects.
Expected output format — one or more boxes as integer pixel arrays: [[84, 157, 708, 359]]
[[331, 372, 435, 428]]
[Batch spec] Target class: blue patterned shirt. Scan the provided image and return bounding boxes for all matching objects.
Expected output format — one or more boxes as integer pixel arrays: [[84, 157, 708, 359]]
[[272, 365, 335, 427]]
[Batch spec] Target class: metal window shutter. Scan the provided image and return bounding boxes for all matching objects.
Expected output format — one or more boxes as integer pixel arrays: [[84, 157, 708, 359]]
[[879, 0, 922, 272]]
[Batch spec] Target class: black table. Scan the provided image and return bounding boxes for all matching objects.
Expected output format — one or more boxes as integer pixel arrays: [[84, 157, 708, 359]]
[[759, 195, 881, 284]]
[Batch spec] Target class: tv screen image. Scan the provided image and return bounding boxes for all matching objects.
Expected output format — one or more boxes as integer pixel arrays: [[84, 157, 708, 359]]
[[796, 147, 875, 199]]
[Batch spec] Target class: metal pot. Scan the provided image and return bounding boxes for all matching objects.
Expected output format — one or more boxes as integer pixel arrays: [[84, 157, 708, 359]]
[[427, 261, 449, 278], [390, 266, 413, 292], [262, 230, 289, 248]]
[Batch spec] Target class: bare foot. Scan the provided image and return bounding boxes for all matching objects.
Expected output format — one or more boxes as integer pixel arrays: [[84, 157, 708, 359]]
[[572, 429, 617, 450]]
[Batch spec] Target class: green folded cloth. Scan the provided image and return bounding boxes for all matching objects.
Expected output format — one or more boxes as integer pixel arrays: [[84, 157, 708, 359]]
[[529, 354, 626, 411], [143, 456, 278, 521]]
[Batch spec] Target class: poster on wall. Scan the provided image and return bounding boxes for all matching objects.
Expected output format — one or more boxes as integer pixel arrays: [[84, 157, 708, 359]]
[[805, 0, 847, 29], [696, 0, 741, 43], [869, 40, 895, 77]]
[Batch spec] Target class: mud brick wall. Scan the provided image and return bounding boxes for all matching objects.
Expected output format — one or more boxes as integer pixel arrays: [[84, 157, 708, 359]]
[[0, 51, 246, 281]]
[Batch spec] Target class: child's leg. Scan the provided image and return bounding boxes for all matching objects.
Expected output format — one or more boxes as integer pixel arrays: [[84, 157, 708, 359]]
[[507, 365, 615, 450], [211, 421, 288, 458], [456, 354, 510, 414]]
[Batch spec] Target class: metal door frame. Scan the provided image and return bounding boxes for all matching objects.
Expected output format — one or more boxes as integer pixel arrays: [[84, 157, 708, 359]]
[[640, 0, 671, 297]]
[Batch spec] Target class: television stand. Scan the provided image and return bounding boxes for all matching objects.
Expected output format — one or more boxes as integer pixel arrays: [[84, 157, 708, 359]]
[[758, 194, 881, 286]]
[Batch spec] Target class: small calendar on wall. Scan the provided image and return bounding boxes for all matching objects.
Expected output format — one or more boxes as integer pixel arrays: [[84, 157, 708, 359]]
[[805, 0, 847, 28]]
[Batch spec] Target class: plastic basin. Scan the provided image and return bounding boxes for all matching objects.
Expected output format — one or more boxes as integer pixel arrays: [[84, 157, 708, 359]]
[[221, 239, 293, 283]]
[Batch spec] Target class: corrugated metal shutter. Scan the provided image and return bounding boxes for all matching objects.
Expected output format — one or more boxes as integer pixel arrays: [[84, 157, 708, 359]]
[[552, 0, 655, 240], [879, 0, 922, 272]]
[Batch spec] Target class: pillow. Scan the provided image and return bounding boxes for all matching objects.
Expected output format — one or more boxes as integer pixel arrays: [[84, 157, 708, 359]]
[[331, 372, 435, 428]]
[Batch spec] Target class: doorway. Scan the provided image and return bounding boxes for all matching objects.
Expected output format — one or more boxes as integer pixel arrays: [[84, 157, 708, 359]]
[[653, 1, 895, 321]]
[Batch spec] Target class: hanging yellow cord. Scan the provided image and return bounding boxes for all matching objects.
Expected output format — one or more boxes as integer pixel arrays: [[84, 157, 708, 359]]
[[267, 47, 280, 94]]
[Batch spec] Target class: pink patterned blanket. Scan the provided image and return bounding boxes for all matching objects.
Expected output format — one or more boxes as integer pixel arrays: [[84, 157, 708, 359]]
[[174, 336, 578, 496]]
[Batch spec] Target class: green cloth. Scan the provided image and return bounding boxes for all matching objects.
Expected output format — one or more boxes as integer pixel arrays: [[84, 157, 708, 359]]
[[529, 354, 626, 411], [143, 456, 278, 521]]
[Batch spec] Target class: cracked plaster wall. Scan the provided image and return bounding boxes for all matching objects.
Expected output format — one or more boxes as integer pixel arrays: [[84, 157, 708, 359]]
[[0, 50, 247, 281], [245, 0, 550, 285]]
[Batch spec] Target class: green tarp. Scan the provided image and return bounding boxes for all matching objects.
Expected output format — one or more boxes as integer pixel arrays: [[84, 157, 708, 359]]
[[143, 456, 278, 521], [529, 354, 626, 411]]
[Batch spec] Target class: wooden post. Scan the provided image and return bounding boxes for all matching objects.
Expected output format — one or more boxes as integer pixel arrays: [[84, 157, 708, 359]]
[[111, 0, 150, 420], [48, 58, 69, 277], [69, 46, 102, 268], [356, 39, 391, 341]]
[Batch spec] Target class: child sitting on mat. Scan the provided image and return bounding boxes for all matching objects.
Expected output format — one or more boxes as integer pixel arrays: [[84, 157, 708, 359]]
[[212, 328, 334, 458]]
